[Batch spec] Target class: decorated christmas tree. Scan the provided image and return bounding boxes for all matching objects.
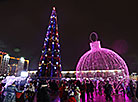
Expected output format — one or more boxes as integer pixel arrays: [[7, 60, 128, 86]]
[[38, 7, 62, 78]]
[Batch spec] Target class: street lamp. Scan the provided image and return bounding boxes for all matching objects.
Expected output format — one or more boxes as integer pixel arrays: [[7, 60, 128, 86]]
[[4, 54, 10, 59], [20, 57, 25, 62]]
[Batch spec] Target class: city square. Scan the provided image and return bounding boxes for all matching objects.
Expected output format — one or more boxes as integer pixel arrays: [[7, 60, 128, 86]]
[[0, 0, 137, 102]]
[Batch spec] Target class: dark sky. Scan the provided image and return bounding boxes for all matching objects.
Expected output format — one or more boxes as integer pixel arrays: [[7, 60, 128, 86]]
[[0, 0, 137, 73]]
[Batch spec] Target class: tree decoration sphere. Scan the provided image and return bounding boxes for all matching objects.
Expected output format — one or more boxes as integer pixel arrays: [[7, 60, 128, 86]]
[[76, 32, 129, 81]]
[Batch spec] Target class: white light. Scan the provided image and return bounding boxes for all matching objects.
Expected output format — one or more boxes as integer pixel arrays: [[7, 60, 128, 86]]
[[39, 67, 41, 69], [52, 42, 54, 44], [45, 38, 47, 41], [119, 76, 123, 78], [42, 61, 44, 64], [66, 78, 70, 81], [71, 78, 75, 80], [61, 70, 122, 74], [21, 71, 28, 77], [56, 62, 58, 64], [61, 71, 75, 74], [53, 7, 56, 10], [113, 72, 116, 75], [54, 67, 56, 69], [4, 54, 10, 59], [45, 54, 47, 57], [20, 57, 25, 62], [48, 48, 51, 51]]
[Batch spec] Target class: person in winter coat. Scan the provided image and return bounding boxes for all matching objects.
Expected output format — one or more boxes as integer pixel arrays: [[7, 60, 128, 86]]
[[0, 81, 3, 101], [62, 85, 69, 102], [59, 83, 65, 102], [86, 80, 90, 99], [68, 89, 77, 102], [37, 81, 51, 102], [80, 81, 86, 102], [104, 81, 113, 101], [136, 81, 138, 99], [98, 81, 102, 95], [49, 80, 59, 92], [3, 81, 23, 102], [89, 81, 94, 99], [26, 81, 35, 102], [75, 87, 81, 102], [129, 80, 135, 97]]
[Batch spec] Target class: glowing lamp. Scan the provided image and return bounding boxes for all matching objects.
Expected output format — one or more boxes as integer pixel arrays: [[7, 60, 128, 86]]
[[20, 57, 25, 62]]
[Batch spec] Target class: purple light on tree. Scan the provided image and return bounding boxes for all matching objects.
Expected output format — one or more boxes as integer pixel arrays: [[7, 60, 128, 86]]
[[76, 32, 129, 81]]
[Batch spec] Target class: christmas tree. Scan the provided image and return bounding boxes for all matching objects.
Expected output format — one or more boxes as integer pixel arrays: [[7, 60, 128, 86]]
[[38, 7, 62, 78]]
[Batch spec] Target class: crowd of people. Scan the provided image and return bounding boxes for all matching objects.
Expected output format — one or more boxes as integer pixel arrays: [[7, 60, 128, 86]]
[[0, 76, 138, 102]]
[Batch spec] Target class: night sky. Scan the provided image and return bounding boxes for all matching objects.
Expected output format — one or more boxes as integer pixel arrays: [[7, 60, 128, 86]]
[[0, 0, 137, 73]]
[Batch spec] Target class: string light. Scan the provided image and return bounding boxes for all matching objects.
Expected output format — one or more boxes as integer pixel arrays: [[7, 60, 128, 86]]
[[42, 51, 44, 53], [48, 48, 51, 51], [39, 67, 41, 69], [45, 38, 47, 41]]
